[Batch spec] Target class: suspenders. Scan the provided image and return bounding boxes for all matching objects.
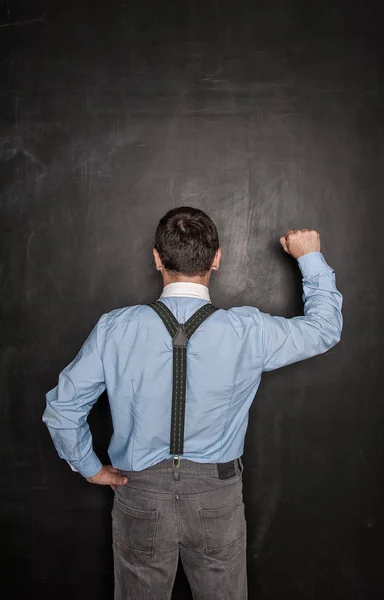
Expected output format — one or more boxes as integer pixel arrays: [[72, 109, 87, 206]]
[[147, 301, 217, 456]]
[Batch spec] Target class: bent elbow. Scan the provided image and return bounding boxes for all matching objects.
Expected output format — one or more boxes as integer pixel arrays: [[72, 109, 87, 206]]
[[316, 311, 343, 352], [321, 325, 342, 351]]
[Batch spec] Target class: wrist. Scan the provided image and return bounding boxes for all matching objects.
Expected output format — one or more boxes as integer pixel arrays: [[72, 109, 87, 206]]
[[69, 452, 103, 478], [297, 252, 329, 277]]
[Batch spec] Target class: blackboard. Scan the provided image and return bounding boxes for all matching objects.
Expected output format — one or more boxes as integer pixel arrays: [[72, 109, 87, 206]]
[[1, 1, 383, 598]]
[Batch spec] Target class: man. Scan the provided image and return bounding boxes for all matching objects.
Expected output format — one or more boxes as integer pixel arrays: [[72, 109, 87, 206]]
[[43, 207, 343, 600]]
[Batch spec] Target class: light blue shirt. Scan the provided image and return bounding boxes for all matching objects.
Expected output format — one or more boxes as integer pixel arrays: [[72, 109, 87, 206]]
[[43, 252, 343, 478]]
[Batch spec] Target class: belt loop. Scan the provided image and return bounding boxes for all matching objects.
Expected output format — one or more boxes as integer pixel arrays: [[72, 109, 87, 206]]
[[238, 457, 244, 474]]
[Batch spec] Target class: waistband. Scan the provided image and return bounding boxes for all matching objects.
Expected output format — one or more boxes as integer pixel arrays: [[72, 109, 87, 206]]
[[121, 457, 243, 480]]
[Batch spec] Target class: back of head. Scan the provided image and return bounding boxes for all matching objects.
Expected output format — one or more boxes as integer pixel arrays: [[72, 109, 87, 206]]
[[155, 207, 220, 276]]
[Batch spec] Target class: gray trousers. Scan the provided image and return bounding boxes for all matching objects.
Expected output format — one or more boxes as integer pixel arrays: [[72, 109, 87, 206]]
[[112, 458, 247, 600]]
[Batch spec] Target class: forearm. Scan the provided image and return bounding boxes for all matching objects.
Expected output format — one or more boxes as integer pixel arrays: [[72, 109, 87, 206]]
[[43, 383, 103, 477], [297, 251, 343, 342]]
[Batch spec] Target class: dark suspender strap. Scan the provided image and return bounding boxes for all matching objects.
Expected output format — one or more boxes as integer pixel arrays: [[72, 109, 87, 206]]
[[184, 303, 217, 338], [148, 301, 217, 455], [148, 301, 178, 337]]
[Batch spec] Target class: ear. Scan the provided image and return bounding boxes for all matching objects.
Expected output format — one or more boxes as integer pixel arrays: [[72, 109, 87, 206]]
[[211, 248, 222, 271], [153, 248, 163, 271]]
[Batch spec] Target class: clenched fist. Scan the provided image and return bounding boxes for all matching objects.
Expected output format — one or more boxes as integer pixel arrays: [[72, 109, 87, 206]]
[[86, 465, 128, 490], [279, 229, 320, 259]]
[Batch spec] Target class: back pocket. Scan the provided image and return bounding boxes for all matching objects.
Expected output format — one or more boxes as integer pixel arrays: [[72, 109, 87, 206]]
[[200, 495, 246, 561], [112, 497, 158, 558]]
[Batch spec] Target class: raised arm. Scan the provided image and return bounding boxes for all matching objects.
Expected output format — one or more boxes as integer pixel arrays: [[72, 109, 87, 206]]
[[260, 229, 343, 372]]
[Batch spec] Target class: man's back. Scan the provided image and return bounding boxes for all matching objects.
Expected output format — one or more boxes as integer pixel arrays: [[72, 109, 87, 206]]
[[98, 297, 263, 470]]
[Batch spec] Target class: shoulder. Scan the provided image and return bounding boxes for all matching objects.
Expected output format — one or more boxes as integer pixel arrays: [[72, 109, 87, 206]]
[[96, 304, 163, 333], [212, 305, 264, 331]]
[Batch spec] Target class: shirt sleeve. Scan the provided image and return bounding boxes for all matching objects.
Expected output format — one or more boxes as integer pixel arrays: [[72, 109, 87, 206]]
[[42, 319, 106, 478], [260, 252, 343, 372]]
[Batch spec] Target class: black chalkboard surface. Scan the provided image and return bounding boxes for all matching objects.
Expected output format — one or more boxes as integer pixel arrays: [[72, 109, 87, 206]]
[[1, 1, 383, 599]]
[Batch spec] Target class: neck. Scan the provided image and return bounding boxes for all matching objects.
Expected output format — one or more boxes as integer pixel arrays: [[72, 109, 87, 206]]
[[162, 272, 210, 288]]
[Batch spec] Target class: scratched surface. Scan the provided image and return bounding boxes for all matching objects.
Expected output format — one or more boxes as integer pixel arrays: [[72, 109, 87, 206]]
[[1, 1, 384, 598]]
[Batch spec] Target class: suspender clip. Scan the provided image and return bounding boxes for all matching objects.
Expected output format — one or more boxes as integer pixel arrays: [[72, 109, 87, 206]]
[[172, 324, 188, 348], [173, 456, 180, 468]]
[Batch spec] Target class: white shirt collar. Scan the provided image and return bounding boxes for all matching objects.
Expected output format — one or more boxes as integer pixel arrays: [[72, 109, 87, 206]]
[[160, 282, 211, 302]]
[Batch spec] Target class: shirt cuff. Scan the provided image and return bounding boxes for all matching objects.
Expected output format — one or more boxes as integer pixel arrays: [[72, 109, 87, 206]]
[[297, 252, 330, 278], [67, 452, 103, 478]]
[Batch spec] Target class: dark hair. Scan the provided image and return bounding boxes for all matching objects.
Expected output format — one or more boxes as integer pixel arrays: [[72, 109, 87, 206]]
[[154, 207, 220, 276]]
